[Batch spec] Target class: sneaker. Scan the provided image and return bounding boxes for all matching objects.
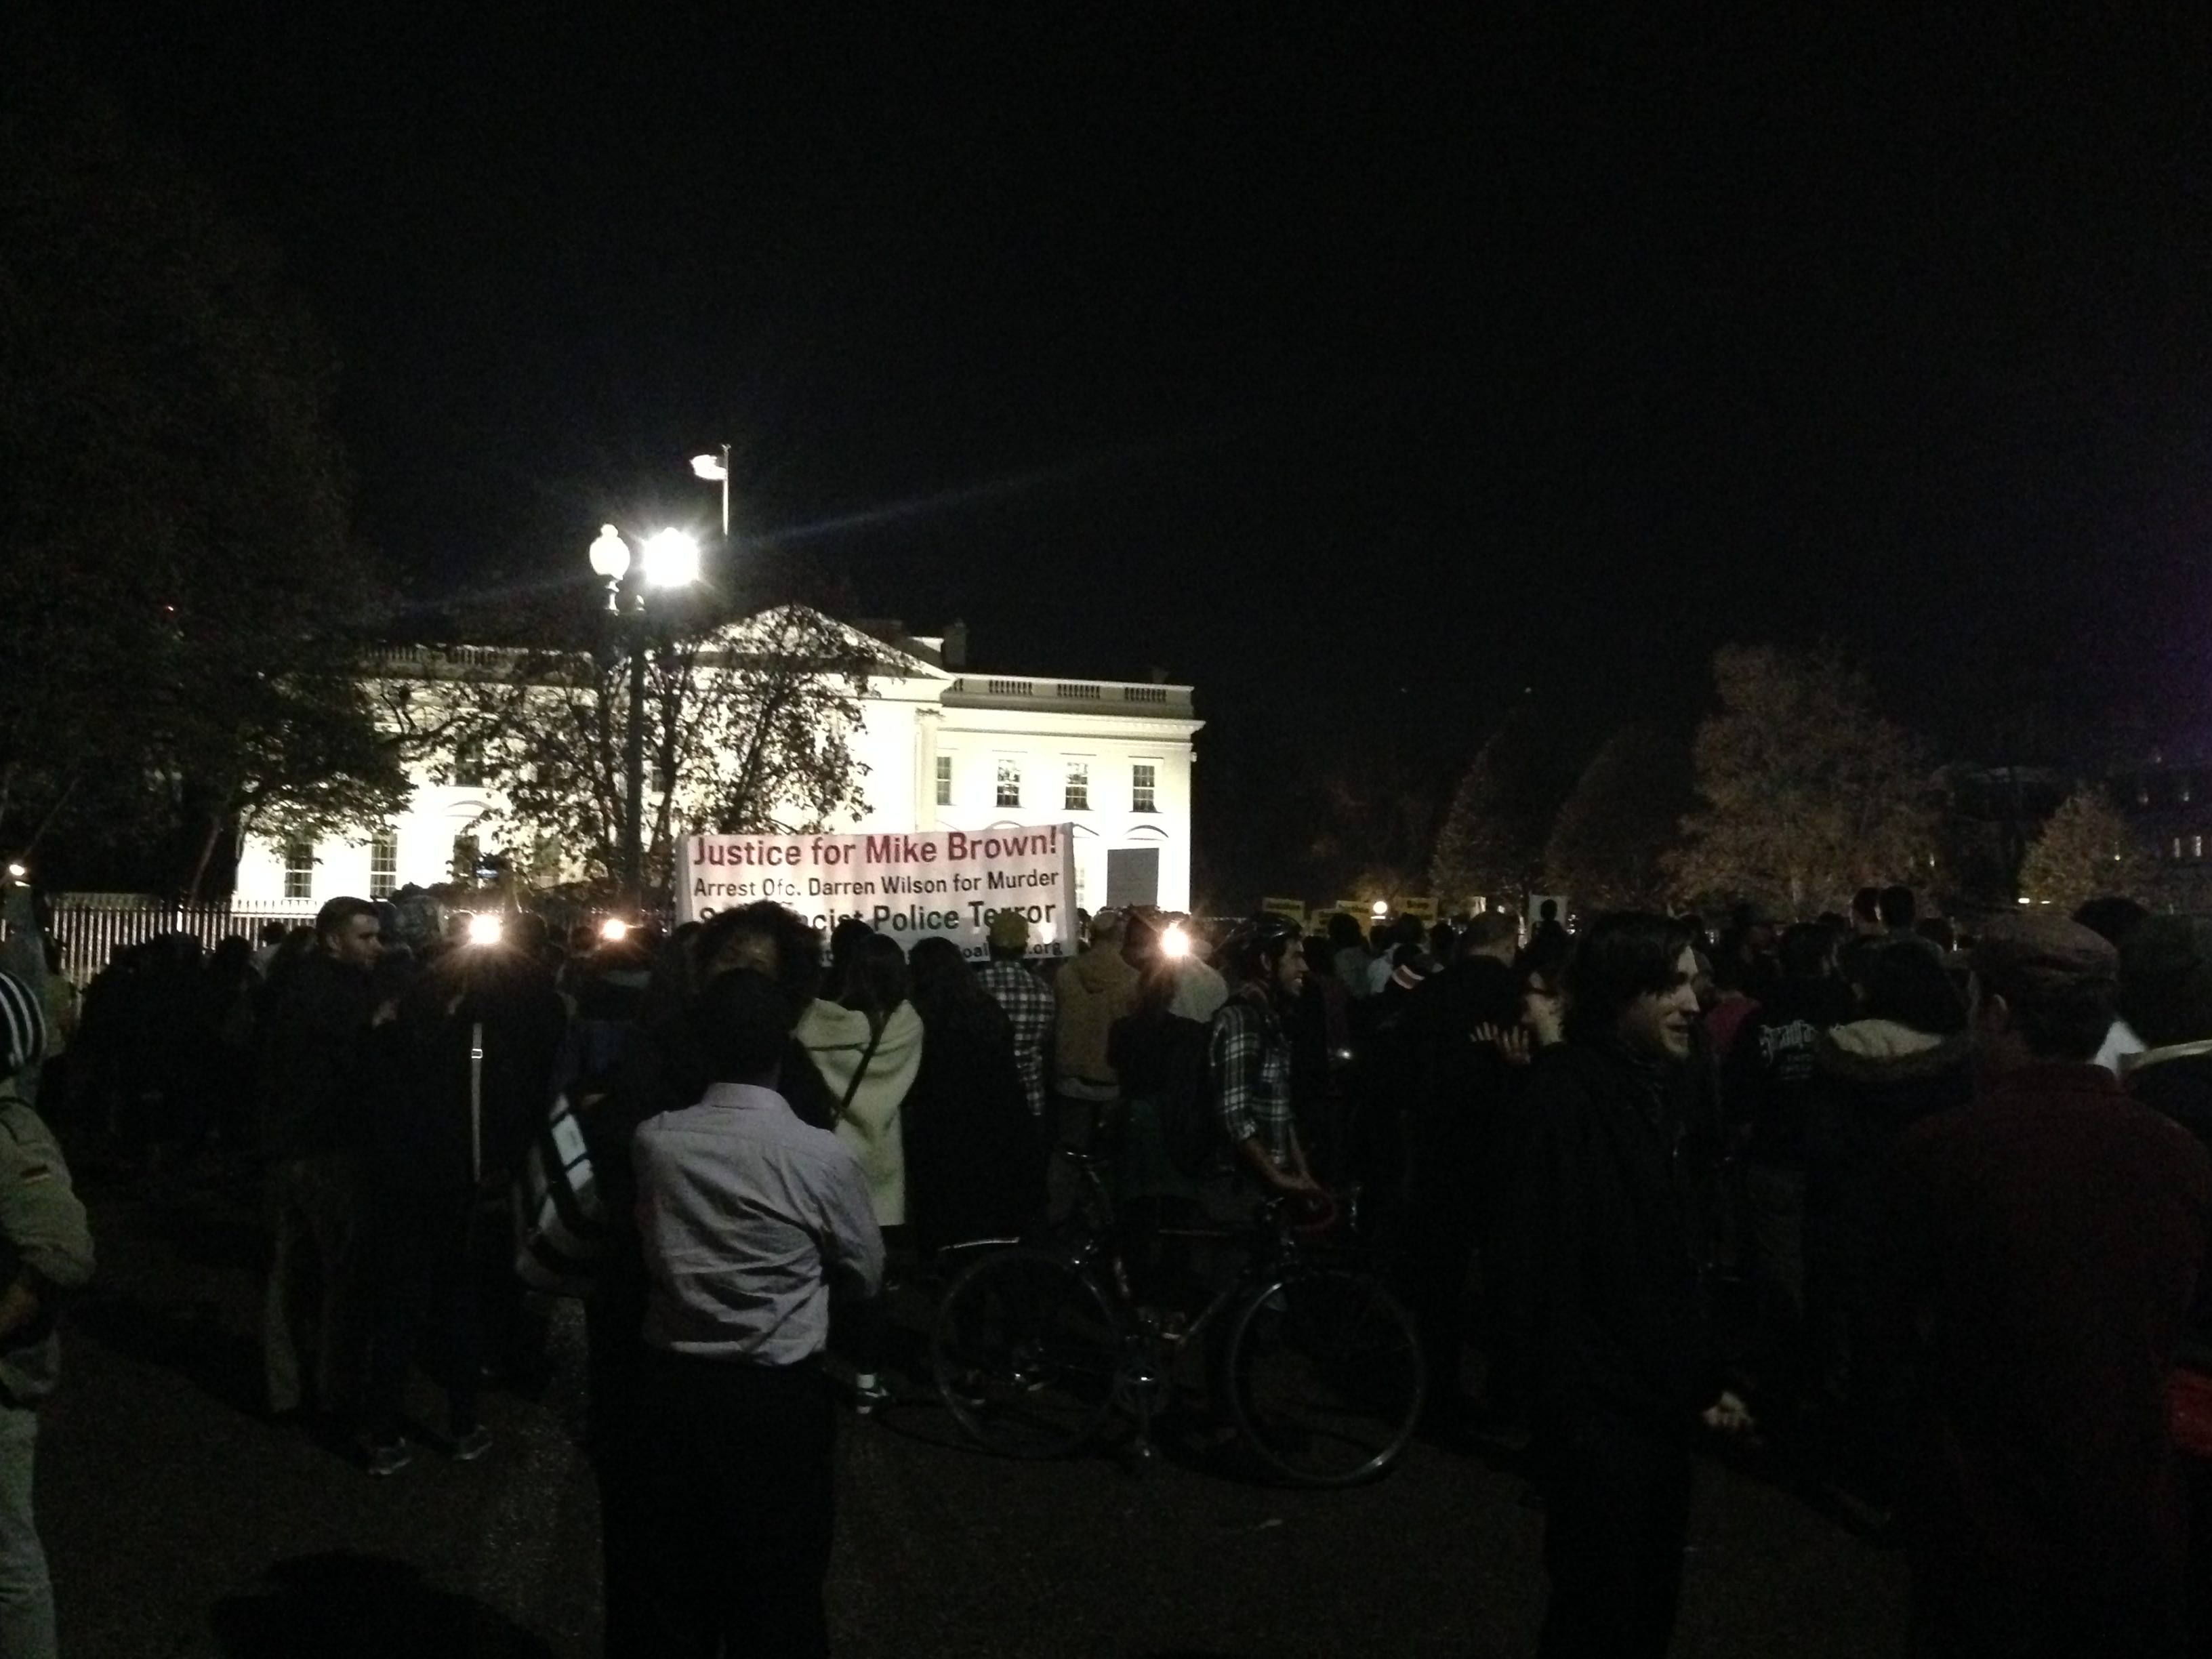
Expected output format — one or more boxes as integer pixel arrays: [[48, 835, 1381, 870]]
[[851, 1376, 893, 1416], [365, 1438, 413, 1477], [451, 1426, 493, 1463]]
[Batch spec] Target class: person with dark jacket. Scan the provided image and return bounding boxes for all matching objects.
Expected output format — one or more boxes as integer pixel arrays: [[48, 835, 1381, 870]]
[[1801, 940, 1971, 1468], [1875, 915, 2211, 1658], [1508, 912, 1750, 1659], [0, 973, 92, 1659], [1722, 922, 1853, 1404], [358, 942, 564, 1473], [1398, 912, 1525, 1424], [1104, 916, 1205, 1214], [2118, 913, 2212, 1174], [258, 897, 384, 1422], [901, 937, 1043, 1253], [2115, 914, 2212, 1657]]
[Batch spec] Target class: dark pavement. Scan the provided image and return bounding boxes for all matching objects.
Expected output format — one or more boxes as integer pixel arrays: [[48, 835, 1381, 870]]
[[36, 1155, 1908, 1658]]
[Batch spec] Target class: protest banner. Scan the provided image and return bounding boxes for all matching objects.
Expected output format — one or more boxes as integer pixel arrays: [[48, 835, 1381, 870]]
[[1260, 896, 1307, 928], [678, 825, 1078, 960]]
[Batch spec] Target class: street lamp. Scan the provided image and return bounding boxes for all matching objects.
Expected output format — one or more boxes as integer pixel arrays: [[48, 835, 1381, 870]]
[[589, 524, 630, 612], [640, 527, 701, 588], [588, 524, 699, 905]]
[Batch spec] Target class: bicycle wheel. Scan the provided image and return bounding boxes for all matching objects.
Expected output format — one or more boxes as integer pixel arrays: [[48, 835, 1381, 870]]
[[932, 1246, 1123, 1459], [1223, 1267, 1425, 1488]]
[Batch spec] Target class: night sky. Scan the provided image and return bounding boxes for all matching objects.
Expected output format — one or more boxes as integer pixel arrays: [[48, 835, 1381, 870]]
[[52, 7, 2212, 893]]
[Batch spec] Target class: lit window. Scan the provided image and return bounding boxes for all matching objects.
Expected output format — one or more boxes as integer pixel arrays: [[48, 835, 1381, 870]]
[[935, 754, 954, 806], [1064, 760, 1090, 812], [2194, 835, 2204, 861], [1132, 762, 1158, 813], [452, 833, 480, 883], [369, 827, 398, 899], [996, 760, 1021, 808], [452, 739, 485, 789], [282, 840, 314, 901]]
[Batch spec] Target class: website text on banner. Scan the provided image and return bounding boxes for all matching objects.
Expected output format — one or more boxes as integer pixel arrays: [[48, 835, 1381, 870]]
[[678, 825, 1078, 959]]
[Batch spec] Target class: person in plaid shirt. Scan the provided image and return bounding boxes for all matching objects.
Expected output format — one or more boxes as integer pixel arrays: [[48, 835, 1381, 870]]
[[977, 911, 1054, 1116], [1210, 914, 1325, 1200]]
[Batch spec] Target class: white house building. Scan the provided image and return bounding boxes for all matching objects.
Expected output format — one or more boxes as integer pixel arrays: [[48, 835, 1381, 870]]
[[233, 615, 1202, 915]]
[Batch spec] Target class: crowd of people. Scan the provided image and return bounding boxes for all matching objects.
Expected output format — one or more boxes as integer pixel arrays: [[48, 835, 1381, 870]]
[[0, 878, 2206, 1656]]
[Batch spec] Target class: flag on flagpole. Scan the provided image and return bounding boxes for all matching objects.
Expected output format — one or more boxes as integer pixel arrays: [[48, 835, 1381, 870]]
[[691, 454, 728, 480]]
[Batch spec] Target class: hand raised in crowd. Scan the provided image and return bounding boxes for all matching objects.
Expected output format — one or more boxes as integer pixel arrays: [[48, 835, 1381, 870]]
[[1700, 1389, 1755, 1436], [1472, 1022, 1534, 1065]]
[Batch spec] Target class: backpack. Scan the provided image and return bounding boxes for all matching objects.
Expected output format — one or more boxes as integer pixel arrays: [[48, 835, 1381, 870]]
[[1158, 1010, 1223, 1179]]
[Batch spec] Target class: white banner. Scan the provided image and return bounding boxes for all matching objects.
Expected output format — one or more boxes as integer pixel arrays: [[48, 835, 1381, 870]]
[[678, 825, 1078, 960]]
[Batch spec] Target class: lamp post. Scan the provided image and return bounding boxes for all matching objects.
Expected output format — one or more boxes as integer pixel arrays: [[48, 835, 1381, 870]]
[[587, 523, 699, 907]]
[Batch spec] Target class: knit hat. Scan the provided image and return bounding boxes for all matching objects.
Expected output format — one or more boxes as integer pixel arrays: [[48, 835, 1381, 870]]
[[1972, 914, 2118, 1004], [0, 972, 45, 1079], [987, 909, 1031, 950]]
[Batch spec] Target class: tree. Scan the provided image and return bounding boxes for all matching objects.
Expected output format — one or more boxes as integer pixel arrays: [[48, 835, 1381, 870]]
[[0, 18, 401, 892], [2017, 787, 2146, 913], [386, 605, 880, 894], [1542, 725, 1693, 911], [1302, 768, 1441, 909], [1666, 644, 1935, 917], [1429, 710, 1551, 911]]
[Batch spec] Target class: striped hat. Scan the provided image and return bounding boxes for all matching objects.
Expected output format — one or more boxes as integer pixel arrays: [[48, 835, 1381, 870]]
[[0, 973, 45, 1078]]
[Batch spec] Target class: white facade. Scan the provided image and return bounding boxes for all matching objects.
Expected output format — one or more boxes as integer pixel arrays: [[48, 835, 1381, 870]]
[[234, 618, 1202, 915]]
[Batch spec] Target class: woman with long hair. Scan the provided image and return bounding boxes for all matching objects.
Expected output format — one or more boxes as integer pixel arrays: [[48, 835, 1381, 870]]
[[797, 933, 924, 1228], [796, 930, 924, 1412]]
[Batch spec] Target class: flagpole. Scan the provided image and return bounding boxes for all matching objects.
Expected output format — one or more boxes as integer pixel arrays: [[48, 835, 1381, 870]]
[[691, 447, 733, 543]]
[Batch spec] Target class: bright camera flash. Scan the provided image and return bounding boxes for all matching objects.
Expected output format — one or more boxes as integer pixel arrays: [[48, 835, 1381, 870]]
[[640, 528, 700, 588], [467, 914, 504, 947], [600, 918, 630, 942]]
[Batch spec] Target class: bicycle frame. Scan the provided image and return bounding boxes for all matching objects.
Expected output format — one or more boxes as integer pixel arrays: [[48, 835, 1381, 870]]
[[1029, 1147, 1330, 1466]]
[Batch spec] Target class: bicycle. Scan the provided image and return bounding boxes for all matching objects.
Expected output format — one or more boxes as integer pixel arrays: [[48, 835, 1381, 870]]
[[929, 1148, 1425, 1488]]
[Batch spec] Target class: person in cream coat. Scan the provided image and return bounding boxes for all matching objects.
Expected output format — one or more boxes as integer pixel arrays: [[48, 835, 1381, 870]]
[[796, 931, 923, 1412], [796, 932, 924, 1228]]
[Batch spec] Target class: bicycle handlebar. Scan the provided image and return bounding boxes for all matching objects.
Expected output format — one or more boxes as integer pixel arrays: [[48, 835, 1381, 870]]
[[1262, 1190, 1340, 1238]]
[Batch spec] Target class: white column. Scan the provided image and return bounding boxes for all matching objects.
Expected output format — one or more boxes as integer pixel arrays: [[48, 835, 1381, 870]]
[[914, 708, 941, 830]]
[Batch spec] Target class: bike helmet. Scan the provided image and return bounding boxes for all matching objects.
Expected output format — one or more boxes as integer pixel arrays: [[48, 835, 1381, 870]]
[[1220, 912, 1305, 981]]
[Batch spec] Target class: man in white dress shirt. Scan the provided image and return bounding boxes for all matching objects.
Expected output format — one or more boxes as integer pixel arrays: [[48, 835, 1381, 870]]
[[613, 968, 884, 1658]]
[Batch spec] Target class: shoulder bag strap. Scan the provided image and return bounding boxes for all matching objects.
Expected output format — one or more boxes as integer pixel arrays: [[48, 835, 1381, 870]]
[[836, 1021, 887, 1124], [469, 1020, 485, 1187]]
